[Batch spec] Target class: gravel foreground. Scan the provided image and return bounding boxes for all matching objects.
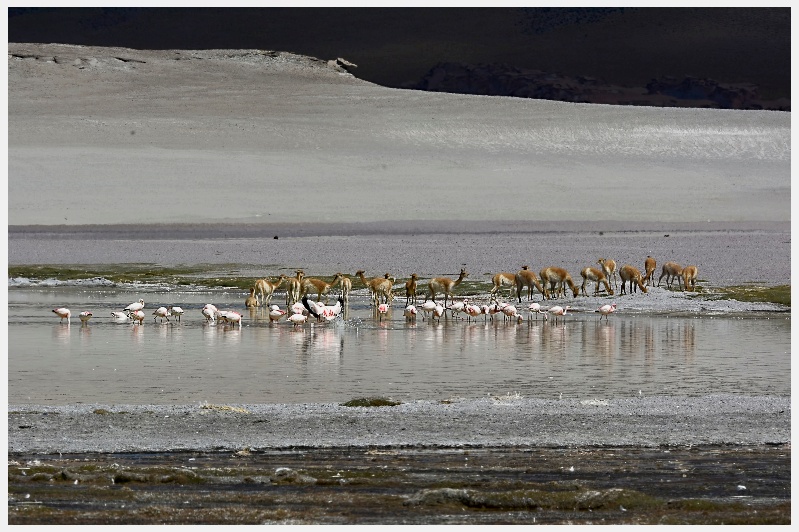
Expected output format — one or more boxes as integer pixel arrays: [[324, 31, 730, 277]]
[[9, 395, 790, 454]]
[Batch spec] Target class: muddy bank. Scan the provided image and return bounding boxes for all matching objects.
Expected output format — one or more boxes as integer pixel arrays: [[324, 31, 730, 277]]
[[8, 446, 790, 524]]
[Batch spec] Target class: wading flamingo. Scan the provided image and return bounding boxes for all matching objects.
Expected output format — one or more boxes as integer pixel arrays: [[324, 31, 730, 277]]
[[168, 306, 184, 322], [269, 305, 287, 323], [78, 311, 92, 324], [131, 310, 146, 325], [153, 306, 170, 323], [597, 303, 617, 320], [52, 307, 71, 323], [124, 299, 145, 313]]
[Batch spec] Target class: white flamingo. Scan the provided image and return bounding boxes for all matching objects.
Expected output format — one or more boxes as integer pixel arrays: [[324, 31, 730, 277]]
[[291, 301, 307, 316], [124, 299, 145, 313], [404, 304, 418, 321], [131, 310, 145, 325], [598, 303, 617, 320], [288, 313, 308, 327], [52, 307, 71, 323], [168, 306, 184, 322], [502, 303, 520, 321], [548, 305, 571, 323], [110, 311, 129, 321], [464, 301, 482, 321], [448, 299, 466, 319], [321, 297, 344, 321], [202, 304, 217, 322], [269, 305, 286, 323], [153, 306, 170, 323], [216, 310, 242, 327], [420, 300, 437, 320], [528, 302, 546, 321], [78, 311, 93, 324], [301, 296, 326, 322], [432, 303, 445, 321]]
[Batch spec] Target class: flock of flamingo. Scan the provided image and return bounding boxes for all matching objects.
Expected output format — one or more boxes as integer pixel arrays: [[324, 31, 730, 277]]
[[51, 256, 697, 328]]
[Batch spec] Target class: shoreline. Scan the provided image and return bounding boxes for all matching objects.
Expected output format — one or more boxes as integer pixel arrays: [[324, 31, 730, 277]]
[[8, 395, 790, 454], [8, 219, 790, 239]]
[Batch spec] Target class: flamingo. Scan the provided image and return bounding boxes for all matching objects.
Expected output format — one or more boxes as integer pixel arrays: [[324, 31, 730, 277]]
[[168, 306, 184, 322], [78, 311, 93, 324], [110, 311, 129, 321], [502, 303, 520, 321], [52, 307, 71, 323], [269, 305, 286, 323], [464, 301, 482, 321], [320, 297, 345, 321], [202, 304, 217, 322], [287, 312, 308, 327], [404, 304, 418, 321], [291, 301, 307, 316], [420, 300, 437, 320], [448, 299, 466, 319], [153, 306, 170, 323], [432, 303, 445, 322], [528, 302, 546, 321], [216, 310, 242, 327], [548, 305, 571, 323], [124, 299, 145, 313], [486, 302, 502, 321], [301, 295, 326, 321], [131, 310, 145, 325], [376, 302, 390, 321], [598, 303, 617, 320]]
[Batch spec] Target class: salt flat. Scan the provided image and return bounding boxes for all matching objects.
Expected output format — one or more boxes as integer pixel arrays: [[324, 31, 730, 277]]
[[8, 43, 790, 227]]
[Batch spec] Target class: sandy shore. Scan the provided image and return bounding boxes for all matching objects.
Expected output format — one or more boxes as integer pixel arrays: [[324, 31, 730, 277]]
[[8, 395, 790, 454]]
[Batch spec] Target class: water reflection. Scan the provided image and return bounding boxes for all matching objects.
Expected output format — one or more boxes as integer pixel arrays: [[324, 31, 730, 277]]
[[9, 308, 791, 404]]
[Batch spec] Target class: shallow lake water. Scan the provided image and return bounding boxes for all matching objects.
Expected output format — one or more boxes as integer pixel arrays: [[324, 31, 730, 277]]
[[8, 286, 790, 405]]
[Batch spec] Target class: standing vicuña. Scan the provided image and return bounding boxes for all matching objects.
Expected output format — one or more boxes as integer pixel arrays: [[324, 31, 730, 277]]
[[490, 272, 517, 300], [286, 270, 305, 306], [642, 256, 657, 286], [658, 262, 684, 289], [597, 258, 618, 290], [355, 270, 394, 305], [428, 268, 469, 306], [539, 267, 579, 299], [254, 274, 287, 307], [682, 265, 698, 292], [515, 266, 545, 302], [619, 265, 648, 294], [331, 273, 352, 304], [580, 267, 614, 296], [405, 273, 419, 305]]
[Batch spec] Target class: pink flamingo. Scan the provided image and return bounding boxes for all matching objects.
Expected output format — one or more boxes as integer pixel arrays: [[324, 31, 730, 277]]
[[288, 313, 308, 327], [78, 311, 93, 324], [269, 305, 287, 323], [404, 304, 418, 321], [598, 303, 617, 320], [131, 310, 145, 325], [547, 305, 571, 323], [153, 306, 170, 323], [377, 302, 390, 321], [52, 307, 71, 323]]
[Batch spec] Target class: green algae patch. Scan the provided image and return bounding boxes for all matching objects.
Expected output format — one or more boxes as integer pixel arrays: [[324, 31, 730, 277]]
[[712, 284, 790, 306], [341, 397, 402, 407]]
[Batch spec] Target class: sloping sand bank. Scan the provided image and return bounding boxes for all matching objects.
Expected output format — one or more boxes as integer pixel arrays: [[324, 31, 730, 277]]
[[8, 43, 790, 226]]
